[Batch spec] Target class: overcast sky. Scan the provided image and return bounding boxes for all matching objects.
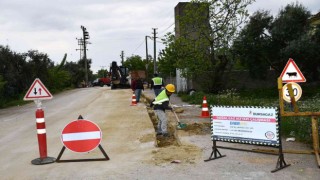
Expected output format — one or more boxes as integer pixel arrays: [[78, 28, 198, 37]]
[[0, 0, 319, 73]]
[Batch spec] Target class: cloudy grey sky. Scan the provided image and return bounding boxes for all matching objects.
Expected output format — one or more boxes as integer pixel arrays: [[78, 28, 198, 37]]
[[0, 0, 319, 73]]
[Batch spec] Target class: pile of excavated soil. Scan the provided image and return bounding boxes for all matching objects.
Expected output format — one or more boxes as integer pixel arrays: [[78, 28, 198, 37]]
[[146, 143, 202, 165], [179, 122, 211, 135]]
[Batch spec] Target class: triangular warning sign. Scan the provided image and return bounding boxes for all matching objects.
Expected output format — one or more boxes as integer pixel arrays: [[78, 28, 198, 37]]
[[23, 78, 53, 100], [280, 58, 306, 83]]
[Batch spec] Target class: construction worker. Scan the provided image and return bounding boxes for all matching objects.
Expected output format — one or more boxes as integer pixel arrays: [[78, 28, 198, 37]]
[[134, 77, 144, 103], [151, 73, 164, 96], [150, 84, 175, 137]]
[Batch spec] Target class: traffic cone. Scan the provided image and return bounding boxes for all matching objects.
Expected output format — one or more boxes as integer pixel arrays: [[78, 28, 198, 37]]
[[130, 93, 137, 106], [200, 96, 210, 118]]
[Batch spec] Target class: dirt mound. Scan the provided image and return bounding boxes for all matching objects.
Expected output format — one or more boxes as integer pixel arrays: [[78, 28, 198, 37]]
[[147, 144, 202, 165], [139, 133, 155, 143], [181, 122, 211, 135]]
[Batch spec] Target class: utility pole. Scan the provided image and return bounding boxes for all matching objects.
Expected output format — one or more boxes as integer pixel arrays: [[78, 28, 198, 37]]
[[146, 36, 151, 87], [145, 36, 151, 87], [81, 25, 90, 87], [120, 51, 124, 65], [76, 38, 84, 60], [152, 28, 157, 74], [145, 36, 149, 66]]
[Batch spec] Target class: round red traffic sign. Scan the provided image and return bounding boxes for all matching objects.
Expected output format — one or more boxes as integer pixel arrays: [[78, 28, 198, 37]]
[[61, 119, 102, 153]]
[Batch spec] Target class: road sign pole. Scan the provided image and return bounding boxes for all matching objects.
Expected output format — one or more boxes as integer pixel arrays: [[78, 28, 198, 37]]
[[31, 100, 55, 165]]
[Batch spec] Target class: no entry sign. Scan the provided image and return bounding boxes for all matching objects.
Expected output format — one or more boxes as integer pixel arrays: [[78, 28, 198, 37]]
[[61, 119, 102, 153]]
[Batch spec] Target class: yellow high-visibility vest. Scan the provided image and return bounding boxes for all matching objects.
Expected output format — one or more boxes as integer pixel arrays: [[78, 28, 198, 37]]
[[152, 77, 163, 86], [152, 90, 168, 105]]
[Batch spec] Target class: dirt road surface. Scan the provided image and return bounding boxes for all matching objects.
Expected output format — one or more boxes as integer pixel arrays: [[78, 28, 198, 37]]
[[0, 87, 319, 179]]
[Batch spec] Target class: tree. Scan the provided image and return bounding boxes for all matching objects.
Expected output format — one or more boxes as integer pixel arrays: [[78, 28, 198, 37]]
[[281, 32, 320, 81], [97, 69, 108, 78], [0, 45, 30, 98], [158, 32, 178, 78], [271, 3, 312, 70], [123, 55, 145, 71], [162, 0, 254, 92], [234, 2, 320, 81], [0, 43, 94, 107], [0, 75, 6, 92], [63, 59, 90, 87], [233, 10, 274, 79], [47, 54, 72, 92]]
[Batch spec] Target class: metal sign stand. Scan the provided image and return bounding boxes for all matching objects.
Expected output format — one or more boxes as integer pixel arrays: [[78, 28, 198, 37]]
[[56, 144, 110, 163], [204, 140, 226, 162], [271, 116, 290, 172], [204, 117, 290, 173]]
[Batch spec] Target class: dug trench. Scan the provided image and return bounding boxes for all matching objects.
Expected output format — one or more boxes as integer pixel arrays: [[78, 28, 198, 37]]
[[140, 92, 212, 165]]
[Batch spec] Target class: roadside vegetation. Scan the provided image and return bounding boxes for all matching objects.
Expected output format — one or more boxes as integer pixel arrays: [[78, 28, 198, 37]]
[[0, 50, 90, 108]]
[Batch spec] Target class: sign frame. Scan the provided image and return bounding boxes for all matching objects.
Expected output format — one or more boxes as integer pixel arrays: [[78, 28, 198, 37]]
[[210, 106, 280, 147], [205, 105, 290, 173]]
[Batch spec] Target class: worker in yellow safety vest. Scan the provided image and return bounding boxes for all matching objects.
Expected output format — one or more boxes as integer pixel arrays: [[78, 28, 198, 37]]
[[151, 73, 164, 96], [150, 84, 175, 137]]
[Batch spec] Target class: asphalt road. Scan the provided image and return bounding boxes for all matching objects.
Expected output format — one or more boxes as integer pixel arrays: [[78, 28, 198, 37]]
[[0, 87, 319, 179]]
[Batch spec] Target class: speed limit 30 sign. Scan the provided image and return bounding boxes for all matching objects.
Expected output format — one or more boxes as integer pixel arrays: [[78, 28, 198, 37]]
[[282, 82, 302, 103]]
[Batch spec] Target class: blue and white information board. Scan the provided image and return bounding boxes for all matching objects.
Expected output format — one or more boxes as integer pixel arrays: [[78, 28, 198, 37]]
[[211, 106, 279, 147]]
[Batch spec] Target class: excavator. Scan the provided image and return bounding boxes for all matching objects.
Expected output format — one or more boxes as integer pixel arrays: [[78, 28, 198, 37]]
[[109, 61, 130, 89]]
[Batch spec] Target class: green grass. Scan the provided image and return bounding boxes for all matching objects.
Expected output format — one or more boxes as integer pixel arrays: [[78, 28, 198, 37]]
[[178, 87, 320, 145], [0, 94, 30, 108]]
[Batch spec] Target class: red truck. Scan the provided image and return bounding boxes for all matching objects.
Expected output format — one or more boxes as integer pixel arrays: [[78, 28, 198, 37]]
[[92, 77, 111, 87]]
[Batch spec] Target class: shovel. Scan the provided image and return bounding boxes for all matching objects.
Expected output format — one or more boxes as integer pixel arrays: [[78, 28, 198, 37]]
[[171, 109, 187, 129]]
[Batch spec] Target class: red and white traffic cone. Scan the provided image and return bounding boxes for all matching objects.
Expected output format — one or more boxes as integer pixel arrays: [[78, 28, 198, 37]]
[[130, 93, 137, 106], [31, 108, 55, 165], [200, 96, 210, 118]]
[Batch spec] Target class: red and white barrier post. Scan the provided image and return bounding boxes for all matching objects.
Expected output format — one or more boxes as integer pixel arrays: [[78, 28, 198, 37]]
[[36, 108, 47, 159], [31, 100, 55, 165]]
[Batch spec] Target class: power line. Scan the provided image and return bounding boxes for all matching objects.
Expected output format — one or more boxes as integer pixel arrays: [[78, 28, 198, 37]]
[[157, 8, 174, 27], [103, 37, 143, 40], [131, 38, 145, 55], [158, 22, 175, 35], [158, 16, 174, 30]]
